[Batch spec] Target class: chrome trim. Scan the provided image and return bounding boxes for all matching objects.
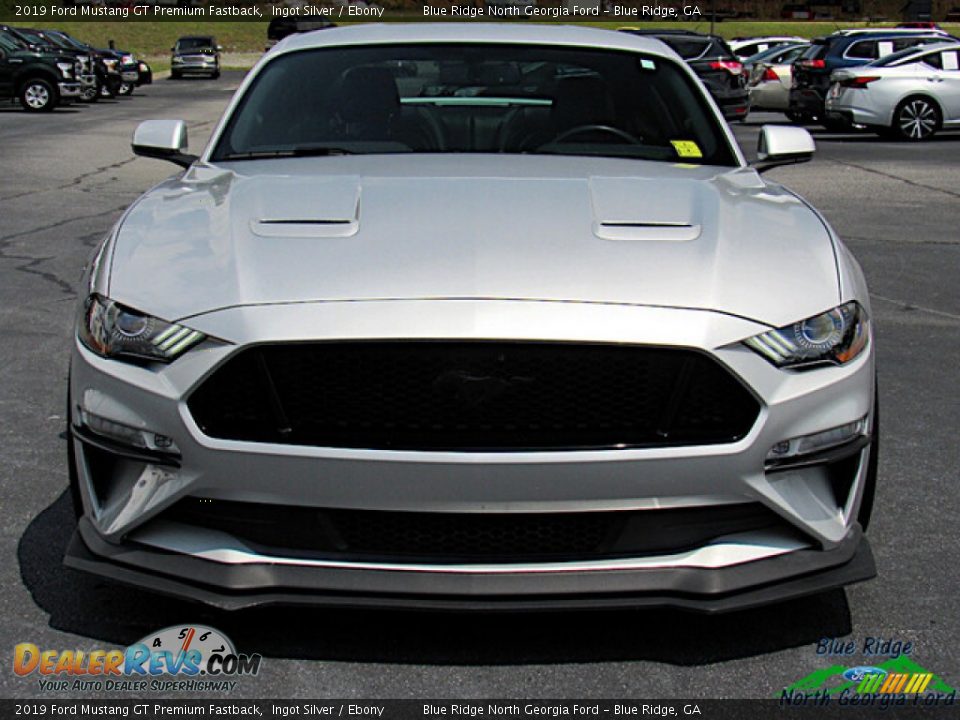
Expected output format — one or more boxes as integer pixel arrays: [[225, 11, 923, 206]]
[[131, 523, 809, 573]]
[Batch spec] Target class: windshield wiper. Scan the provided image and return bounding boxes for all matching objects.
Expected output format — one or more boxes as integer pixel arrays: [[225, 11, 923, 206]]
[[219, 146, 355, 161]]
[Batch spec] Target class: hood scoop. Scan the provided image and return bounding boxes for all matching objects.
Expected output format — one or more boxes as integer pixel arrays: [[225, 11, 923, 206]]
[[238, 175, 361, 238], [590, 176, 704, 242]]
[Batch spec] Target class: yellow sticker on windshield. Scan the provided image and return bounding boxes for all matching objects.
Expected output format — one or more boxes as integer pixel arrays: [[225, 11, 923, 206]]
[[670, 140, 703, 159]]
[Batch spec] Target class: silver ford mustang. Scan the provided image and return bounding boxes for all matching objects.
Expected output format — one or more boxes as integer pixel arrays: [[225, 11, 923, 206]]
[[66, 24, 878, 611]]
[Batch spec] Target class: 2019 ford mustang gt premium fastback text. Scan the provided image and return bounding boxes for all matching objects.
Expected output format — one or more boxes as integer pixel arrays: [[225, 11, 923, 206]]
[[65, 24, 878, 612]]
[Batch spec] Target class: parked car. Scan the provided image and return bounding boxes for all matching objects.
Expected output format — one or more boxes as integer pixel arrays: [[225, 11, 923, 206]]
[[743, 41, 810, 76], [729, 35, 806, 61], [747, 44, 811, 113], [92, 45, 143, 96], [619, 28, 750, 120], [789, 29, 953, 124], [266, 18, 335, 51], [66, 25, 878, 612], [12, 27, 123, 100], [171, 36, 221, 79], [825, 42, 960, 139], [1, 25, 98, 102], [0, 30, 82, 111]]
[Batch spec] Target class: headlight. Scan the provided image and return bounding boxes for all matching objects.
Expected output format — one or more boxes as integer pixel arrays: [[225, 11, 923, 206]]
[[79, 294, 205, 362], [744, 302, 869, 369], [57, 62, 74, 79]]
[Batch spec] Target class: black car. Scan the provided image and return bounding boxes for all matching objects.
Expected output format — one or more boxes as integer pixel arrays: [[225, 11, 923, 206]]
[[619, 29, 749, 122], [0, 30, 82, 111], [1, 24, 100, 102], [789, 29, 953, 124], [6, 26, 121, 101], [171, 36, 221, 79]]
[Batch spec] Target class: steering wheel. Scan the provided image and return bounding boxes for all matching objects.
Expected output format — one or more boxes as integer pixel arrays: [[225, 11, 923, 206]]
[[550, 125, 642, 145]]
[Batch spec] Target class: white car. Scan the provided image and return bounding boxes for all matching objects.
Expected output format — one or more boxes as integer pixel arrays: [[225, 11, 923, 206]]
[[730, 36, 807, 61], [825, 42, 960, 139], [747, 43, 810, 113], [65, 24, 878, 611]]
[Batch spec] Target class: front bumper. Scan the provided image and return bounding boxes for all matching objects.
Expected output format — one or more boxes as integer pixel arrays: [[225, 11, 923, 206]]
[[67, 300, 877, 611], [59, 82, 82, 99], [65, 518, 875, 612]]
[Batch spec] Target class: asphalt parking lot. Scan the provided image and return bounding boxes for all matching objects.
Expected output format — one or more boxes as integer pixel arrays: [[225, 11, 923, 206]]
[[1, 72, 958, 699]]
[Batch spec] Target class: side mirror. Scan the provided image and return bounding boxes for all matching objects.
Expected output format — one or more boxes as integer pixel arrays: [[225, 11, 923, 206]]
[[132, 119, 198, 168], [216, 45, 224, 52], [752, 125, 815, 173]]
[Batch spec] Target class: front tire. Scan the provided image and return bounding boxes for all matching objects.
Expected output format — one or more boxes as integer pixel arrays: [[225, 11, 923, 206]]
[[19, 78, 58, 112], [893, 97, 940, 141], [80, 83, 99, 103]]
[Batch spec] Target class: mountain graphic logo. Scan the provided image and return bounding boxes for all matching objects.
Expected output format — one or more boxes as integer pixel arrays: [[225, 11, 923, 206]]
[[782, 655, 956, 697]]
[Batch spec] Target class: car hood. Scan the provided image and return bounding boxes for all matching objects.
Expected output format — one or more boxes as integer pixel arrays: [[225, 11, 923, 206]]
[[107, 155, 839, 329]]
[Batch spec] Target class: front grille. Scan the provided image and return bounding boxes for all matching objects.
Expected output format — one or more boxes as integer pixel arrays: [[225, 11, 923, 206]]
[[187, 342, 760, 451], [162, 499, 794, 564]]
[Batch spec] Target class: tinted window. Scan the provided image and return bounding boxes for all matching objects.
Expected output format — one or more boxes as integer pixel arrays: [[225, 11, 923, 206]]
[[846, 40, 878, 59], [870, 46, 928, 66], [656, 37, 714, 60], [213, 44, 737, 166], [176, 38, 214, 51], [0, 32, 21, 52], [801, 41, 829, 60]]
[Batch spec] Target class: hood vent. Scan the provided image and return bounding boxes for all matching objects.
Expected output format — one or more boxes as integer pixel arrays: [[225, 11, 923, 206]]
[[593, 221, 701, 242], [250, 218, 358, 238]]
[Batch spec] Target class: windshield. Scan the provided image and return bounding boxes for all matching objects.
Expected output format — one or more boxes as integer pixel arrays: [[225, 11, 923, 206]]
[[212, 44, 737, 166], [48, 32, 85, 51], [0, 32, 23, 52], [176, 38, 214, 51]]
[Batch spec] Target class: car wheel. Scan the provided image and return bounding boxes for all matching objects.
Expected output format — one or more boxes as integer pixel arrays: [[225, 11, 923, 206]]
[[117, 81, 134, 96], [858, 379, 879, 531], [19, 78, 58, 112], [80, 83, 99, 102], [170, 70, 182, 80], [893, 97, 940, 141], [211, 70, 220, 79]]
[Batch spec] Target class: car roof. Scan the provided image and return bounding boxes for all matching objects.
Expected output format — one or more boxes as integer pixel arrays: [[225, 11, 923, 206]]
[[830, 27, 949, 36], [177, 35, 215, 41], [277, 22, 683, 58]]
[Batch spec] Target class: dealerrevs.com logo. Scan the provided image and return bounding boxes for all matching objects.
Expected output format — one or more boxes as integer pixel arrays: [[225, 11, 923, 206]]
[[14, 625, 262, 692]]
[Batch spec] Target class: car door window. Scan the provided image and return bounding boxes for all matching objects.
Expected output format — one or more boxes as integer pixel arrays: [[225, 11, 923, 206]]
[[846, 41, 877, 59], [920, 52, 943, 69]]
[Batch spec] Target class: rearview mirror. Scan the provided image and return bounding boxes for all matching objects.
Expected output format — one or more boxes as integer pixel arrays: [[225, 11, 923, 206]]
[[132, 119, 198, 168], [752, 125, 815, 173]]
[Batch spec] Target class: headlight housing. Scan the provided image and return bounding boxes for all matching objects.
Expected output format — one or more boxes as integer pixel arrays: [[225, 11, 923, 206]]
[[79, 294, 205, 363], [744, 302, 869, 369], [57, 62, 74, 79]]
